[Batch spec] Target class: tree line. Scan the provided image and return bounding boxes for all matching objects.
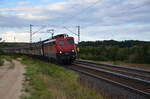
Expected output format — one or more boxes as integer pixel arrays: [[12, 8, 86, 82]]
[[79, 40, 150, 64], [79, 40, 149, 48]]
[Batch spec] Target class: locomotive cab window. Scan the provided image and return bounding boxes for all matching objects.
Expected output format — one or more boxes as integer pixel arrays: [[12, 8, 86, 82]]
[[59, 40, 65, 45], [67, 39, 74, 44]]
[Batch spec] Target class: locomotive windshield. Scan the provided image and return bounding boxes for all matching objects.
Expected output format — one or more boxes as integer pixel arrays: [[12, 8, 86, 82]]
[[67, 39, 74, 44], [59, 40, 65, 45]]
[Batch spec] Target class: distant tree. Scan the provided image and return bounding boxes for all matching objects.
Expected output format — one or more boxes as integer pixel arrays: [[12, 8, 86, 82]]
[[79, 40, 149, 48], [79, 42, 150, 64]]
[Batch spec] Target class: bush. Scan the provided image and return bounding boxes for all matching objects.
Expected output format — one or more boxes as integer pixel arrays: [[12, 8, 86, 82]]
[[79, 44, 150, 64]]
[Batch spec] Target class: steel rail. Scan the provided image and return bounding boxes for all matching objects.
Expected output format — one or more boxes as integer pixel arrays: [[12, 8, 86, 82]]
[[76, 59, 150, 73], [71, 60, 150, 97], [75, 61, 150, 80], [71, 67, 150, 98], [73, 63, 150, 84]]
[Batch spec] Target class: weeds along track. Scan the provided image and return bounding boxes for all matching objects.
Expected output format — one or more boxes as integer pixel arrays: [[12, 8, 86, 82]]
[[71, 59, 150, 98]]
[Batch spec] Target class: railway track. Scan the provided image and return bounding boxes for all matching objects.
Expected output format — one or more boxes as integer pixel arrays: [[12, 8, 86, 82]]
[[71, 59, 150, 98]]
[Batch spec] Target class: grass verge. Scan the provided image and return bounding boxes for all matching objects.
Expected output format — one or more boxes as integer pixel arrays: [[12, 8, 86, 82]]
[[0, 56, 4, 66], [21, 56, 103, 99]]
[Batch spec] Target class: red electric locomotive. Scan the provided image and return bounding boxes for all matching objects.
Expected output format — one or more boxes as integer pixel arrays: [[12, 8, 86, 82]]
[[3, 34, 77, 64], [42, 34, 77, 63]]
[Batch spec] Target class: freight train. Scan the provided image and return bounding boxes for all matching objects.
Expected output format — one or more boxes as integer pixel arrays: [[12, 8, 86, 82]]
[[3, 34, 77, 64]]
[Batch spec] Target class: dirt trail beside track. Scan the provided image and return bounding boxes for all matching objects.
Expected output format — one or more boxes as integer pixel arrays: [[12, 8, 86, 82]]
[[0, 60, 25, 99]]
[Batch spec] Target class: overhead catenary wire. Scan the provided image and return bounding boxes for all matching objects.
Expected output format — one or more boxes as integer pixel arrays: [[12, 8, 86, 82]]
[[32, 25, 47, 35], [60, 0, 102, 43], [63, 26, 78, 36], [3, 0, 149, 42], [29, 24, 56, 43]]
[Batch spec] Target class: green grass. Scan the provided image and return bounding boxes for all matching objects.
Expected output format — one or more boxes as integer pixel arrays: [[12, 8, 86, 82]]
[[0, 57, 4, 66], [21, 56, 103, 99]]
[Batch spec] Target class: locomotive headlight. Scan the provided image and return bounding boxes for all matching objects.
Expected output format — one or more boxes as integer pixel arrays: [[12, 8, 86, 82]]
[[60, 51, 62, 54]]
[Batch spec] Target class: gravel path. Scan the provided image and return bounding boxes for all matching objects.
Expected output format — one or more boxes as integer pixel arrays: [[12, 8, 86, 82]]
[[0, 60, 26, 99]]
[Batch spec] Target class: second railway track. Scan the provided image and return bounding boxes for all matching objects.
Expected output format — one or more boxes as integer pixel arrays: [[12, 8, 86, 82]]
[[71, 59, 150, 98]]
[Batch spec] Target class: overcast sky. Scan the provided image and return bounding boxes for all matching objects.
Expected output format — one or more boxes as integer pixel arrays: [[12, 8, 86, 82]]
[[0, 0, 150, 42]]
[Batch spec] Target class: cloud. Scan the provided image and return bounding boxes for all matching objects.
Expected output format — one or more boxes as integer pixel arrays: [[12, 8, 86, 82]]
[[1, 32, 30, 42], [81, 24, 150, 41], [0, 30, 52, 42], [0, 0, 150, 42], [17, 1, 31, 6], [1, 0, 149, 26]]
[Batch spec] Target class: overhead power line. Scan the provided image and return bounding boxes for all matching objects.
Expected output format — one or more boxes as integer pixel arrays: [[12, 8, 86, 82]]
[[29, 24, 55, 43], [32, 25, 47, 35], [63, 26, 80, 44], [63, 27, 78, 36]]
